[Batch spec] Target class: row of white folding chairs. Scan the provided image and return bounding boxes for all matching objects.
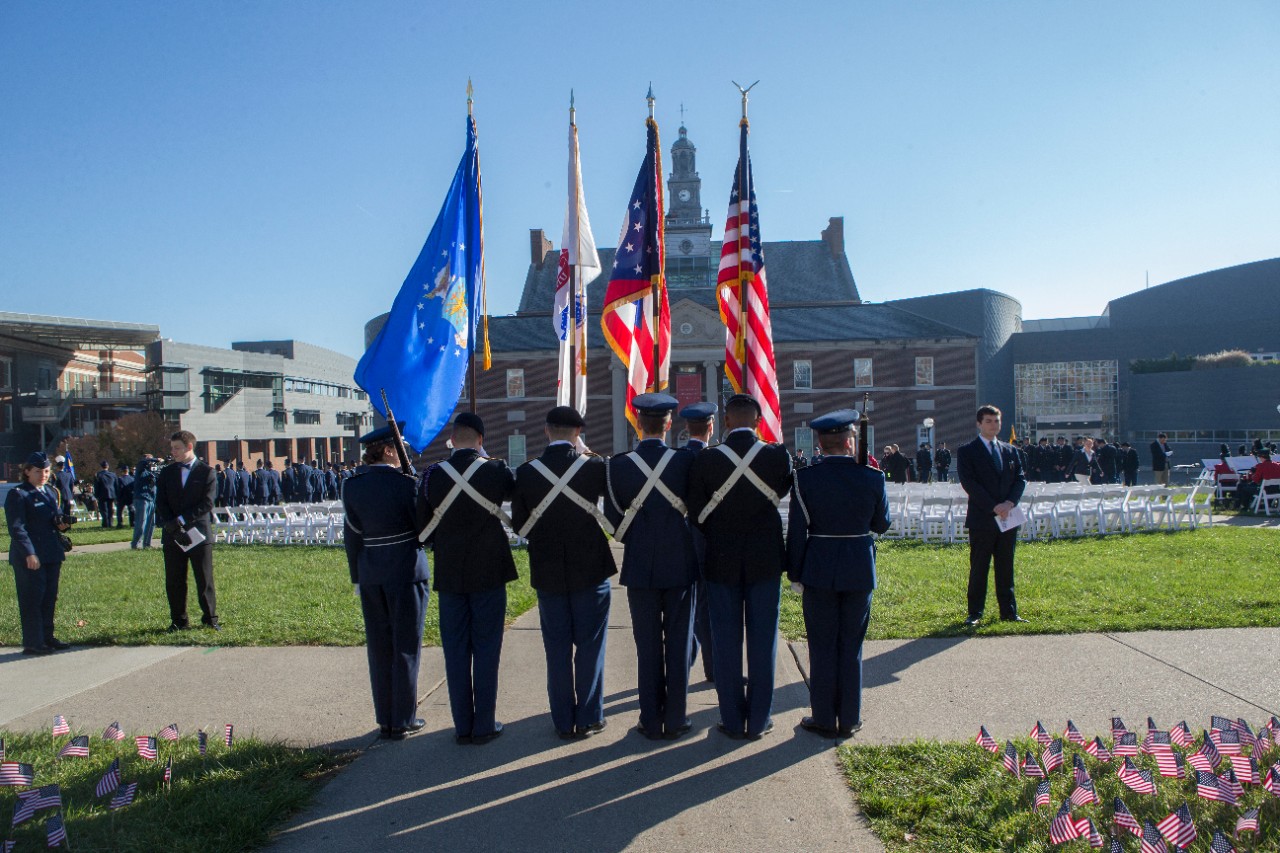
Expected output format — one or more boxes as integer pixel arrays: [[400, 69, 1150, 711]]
[[212, 504, 345, 546]]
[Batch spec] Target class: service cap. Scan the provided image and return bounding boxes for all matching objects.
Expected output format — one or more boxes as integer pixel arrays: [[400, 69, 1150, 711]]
[[546, 405, 585, 428], [453, 411, 485, 435], [631, 392, 679, 415], [359, 421, 406, 444], [810, 409, 860, 434], [26, 451, 51, 468], [679, 401, 717, 421]]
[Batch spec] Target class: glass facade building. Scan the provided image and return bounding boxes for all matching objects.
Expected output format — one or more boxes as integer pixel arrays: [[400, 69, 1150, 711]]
[[1013, 360, 1119, 439]]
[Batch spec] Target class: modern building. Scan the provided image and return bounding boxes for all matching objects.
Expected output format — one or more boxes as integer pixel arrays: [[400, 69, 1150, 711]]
[[145, 339, 372, 468]]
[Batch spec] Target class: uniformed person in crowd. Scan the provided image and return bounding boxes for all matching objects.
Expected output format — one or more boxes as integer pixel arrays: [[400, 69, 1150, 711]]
[[421, 412, 516, 745], [115, 462, 135, 528], [251, 459, 273, 504], [264, 459, 283, 504], [226, 460, 243, 507], [680, 401, 717, 683], [605, 393, 698, 741], [236, 460, 252, 505], [52, 456, 77, 515], [326, 464, 340, 500], [131, 453, 159, 550], [215, 463, 229, 507], [934, 442, 952, 483], [787, 410, 890, 738], [686, 393, 793, 741], [342, 422, 430, 740], [94, 461, 118, 527], [6, 452, 75, 655], [309, 459, 325, 502], [510, 405, 616, 740]]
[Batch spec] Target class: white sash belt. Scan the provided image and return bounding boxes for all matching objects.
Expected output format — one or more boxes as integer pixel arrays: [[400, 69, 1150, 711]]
[[611, 448, 687, 542], [418, 458, 514, 543], [696, 442, 781, 526], [518, 456, 614, 539]]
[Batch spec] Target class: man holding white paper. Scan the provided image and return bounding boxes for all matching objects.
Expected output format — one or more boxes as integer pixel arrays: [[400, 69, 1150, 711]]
[[155, 430, 220, 633], [957, 405, 1027, 627]]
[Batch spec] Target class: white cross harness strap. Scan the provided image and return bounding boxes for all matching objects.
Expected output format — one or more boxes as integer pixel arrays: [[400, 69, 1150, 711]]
[[517, 455, 615, 539], [418, 457, 514, 543], [611, 448, 687, 542], [696, 441, 782, 526], [792, 475, 874, 538]]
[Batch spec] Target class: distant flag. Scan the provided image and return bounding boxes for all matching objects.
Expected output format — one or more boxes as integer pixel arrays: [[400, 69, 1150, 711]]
[[1114, 731, 1140, 757], [102, 722, 125, 742], [1229, 754, 1259, 785], [1195, 770, 1235, 805], [1155, 803, 1197, 849], [1002, 741, 1020, 777], [1143, 730, 1172, 755], [1119, 758, 1156, 795], [1109, 839, 1124, 853], [716, 105, 781, 442], [163, 757, 173, 787], [1198, 732, 1222, 769], [1085, 737, 1112, 763], [1075, 817, 1104, 849], [1070, 779, 1098, 807], [1253, 729, 1270, 762], [1234, 718, 1256, 748], [1049, 801, 1082, 844], [1073, 755, 1091, 785], [46, 812, 68, 848], [1265, 762, 1280, 796], [0, 737, 4, 761], [56, 736, 88, 759], [1114, 797, 1142, 837], [1155, 750, 1185, 779], [600, 97, 670, 433], [198, 730, 208, 757], [553, 97, 600, 416], [158, 723, 179, 742], [1211, 829, 1237, 853], [51, 716, 69, 737], [224, 724, 234, 748], [3, 840, 11, 853], [1147, 716, 1158, 732], [1222, 766, 1244, 802], [1271, 715, 1280, 736], [109, 781, 137, 810], [1029, 721, 1052, 746], [1211, 715, 1233, 733], [0, 762, 34, 787], [135, 735, 157, 761], [1022, 752, 1044, 778], [95, 758, 121, 798], [975, 726, 998, 753], [1236, 807, 1259, 836], [1211, 729, 1242, 755], [1112, 717, 1129, 740], [1043, 739, 1065, 773], [1170, 721, 1193, 749], [354, 109, 489, 451], [11, 785, 61, 827], [1064, 720, 1085, 746], [1034, 779, 1051, 810], [1140, 820, 1167, 853]]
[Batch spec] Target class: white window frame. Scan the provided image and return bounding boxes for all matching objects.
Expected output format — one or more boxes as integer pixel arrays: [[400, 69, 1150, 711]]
[[508, 433, 527, 467], [506, 369, 525, 399], [854, 357, 873, 388], [793, 360, 812, 390], [915, 356, 934, 387]]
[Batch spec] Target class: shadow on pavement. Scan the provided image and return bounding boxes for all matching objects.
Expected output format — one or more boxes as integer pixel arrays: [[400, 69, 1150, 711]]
[[862, 634, 969, 689]]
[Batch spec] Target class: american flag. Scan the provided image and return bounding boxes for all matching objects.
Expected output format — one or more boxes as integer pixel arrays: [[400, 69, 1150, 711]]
[[1073, 754, 1090, 785], [46, 812, 67, 848], [1112, 717, 1129, 740], [1147, 716, 1159, 731], [1143, 730, 1172, 754], [1049, 801, 1081, 844], [1075, 817, 1104, 849], [1211, 729, 1242, 755], [158, 723, 179, 742], [1199, 732, 1222, 769], [0, 762, 34, 787], [1069, 779, 1098, 806], [1022, 752, 1044, 778], [716, 118, 781, 442], [109, 781, 137, 810], [1211, 829, 1237, 853], [553, 106, 600, 416], [1229, 754, 1259, 785], [1171, 721, 1193, 748], [1195, 770, 1235, 804], [135, 735, 157, 760], [95, 758, 120, 798], [1002, 741, 1019, 776], [1234, 718, 1256, 750], [1086, 737, 1112, 762], [224, 723, 234, 748], [1271, 715, 1280, 735], [1029, 721, 1051, 746], [1114, 797, 1142, 837], [1109, 839, 1125, 853], [102, 721, 125, 741], [1211, 715, 1233, 733], [1114, 731, 1140, 756], [1265, 762, 1280, 796], [0, 737, 4, 761], [11, 785, 61, 827], [1034, 778, 1050, 810], [198, 730, 208, 757], [3, 840, 12, 853], [1043, 739, 1064, 773], [164, 757, 173, 787], [1222, 766, 1243, 802], [1064, 720, 1085, 745], [600, 109, 669, 433], [56, 736, 88, 759], [1141, 821, 1167, 853], [1155, 803, 1196, 849], [51, 715, 69, 737], [1155, 750, 1185, 779], [975, 726, 998, 753], [1253, 729, 1270, 762], [1119, 757, 1156, 795], [1236, 807, 1259, 835]]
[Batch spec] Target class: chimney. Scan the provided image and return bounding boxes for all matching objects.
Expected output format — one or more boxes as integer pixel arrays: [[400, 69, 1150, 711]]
[[530, 229, 554, 269], [821, 216, 845, 259]]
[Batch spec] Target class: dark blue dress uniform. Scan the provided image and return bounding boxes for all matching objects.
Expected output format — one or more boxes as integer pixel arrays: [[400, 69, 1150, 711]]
[[423, 418, 517, 744], [786, 411, 891, 736], [510, 406, 615, 738], [237, 465, 252, 505], [680, 400, 717, 683], [6, 454, 68, 653], [53, 465, 76, 514], [686, 399, 793, 740], [606, 408, 698, 740], [342, 446, 430, 735], [94, 464, 117, 527], [281, 463, 297, 502]]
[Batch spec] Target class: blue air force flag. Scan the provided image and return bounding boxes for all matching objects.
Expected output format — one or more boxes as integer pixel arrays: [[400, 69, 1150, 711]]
[[355, 114, 484, 451]]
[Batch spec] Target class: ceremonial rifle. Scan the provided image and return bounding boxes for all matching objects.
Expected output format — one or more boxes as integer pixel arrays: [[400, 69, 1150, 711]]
[[379, 389, 415, 477], [858, 392, 870, 467]]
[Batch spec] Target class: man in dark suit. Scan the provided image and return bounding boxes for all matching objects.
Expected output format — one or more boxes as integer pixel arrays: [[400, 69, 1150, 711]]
[[309, 460, 325, 503], [915, 444, 933, 484], [958, 406, 1027, 626], [264, 460, 282, 504], [605, 393, 698, 741], [343, 422, 430, 740], [115, 462, 135, 528], [421, 412, 516, 746], [510, 405, 616, 740], [1053, 436, 1072, 482], [680, 401, 717, 684], [1120, 442, 1140, 486], [94, 461, 117, 527], [1150, 433, 1173, 485], [934, 442, 952, 483], [686, 393, 793, 741], [297, 460, 315, 502], [226, 461, 243, 507], [1096, 438, 1120, 484], [215, 463, 229, 507], [280, 459, 296, 503], [155, 431, 220, 631], [788, 410, 890, 738], [236, 461, 252, 506]]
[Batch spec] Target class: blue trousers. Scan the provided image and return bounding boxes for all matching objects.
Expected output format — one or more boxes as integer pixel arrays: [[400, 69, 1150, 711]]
[[132, 499, 155, 548], [359, 581, 428, 729], [12, 561, 61, 650], [99, 498, 115, 527], [706, 578, 780, 736], [690, 579, 714, 681], [537, 581, 610, 734], [802, 588, 872, 732], [628, 585, 694, 735], [438, 587, 506, 739]]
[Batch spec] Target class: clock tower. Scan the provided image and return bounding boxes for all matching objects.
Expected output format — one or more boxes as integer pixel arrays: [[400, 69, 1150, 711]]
[[665, 123, 714, 267]]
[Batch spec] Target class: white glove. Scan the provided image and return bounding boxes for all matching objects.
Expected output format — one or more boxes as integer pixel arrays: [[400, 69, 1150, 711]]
[[574, 435, 591, 454], [790, 582, 805, 594]]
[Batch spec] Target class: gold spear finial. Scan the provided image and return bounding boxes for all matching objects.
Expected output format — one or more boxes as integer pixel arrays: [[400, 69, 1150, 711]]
[[732, 79, 760, 125], [570, 89, 575, 126], [467, 78, 474, 116], [646, 83, 655, 120]]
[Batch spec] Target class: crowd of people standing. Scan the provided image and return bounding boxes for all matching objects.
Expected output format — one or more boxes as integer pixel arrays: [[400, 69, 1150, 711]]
[[211, 458, 354, 507]]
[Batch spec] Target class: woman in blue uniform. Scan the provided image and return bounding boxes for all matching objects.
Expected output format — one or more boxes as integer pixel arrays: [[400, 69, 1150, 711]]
[[6, 452, 74, 655]]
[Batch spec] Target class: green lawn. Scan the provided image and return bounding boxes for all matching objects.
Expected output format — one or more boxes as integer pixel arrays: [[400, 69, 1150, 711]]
[[0, 544, 537, 647], [0, 730, 350, 853], [0, 521, 145, 552], [780, 527, 1280, 641], [842, 736, 1280, 851]]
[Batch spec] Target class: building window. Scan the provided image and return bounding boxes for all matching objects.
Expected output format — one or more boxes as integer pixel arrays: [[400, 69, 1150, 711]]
[[1014, 360, 1120, 440], [508, 433, 527, 467], [1, 404, 11, 432], [854, 358, 873, 388], [793, 360, 812, 390], [915, 357, 934, 386], [272, 411, 287, 432], [794, 425, 813, 455], [506, 369, 525, 399], [293, 410, 321, 425]]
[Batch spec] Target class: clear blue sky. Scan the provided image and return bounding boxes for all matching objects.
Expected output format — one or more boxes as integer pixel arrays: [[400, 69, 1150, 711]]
[[2, 1, 1276, 360]]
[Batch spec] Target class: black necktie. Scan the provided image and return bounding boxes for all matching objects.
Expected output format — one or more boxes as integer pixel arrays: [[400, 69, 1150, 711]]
[[989, 441, 1001, 469]]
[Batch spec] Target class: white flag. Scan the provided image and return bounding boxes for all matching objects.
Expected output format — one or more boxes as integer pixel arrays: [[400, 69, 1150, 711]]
[[554, 119, 599, 415]]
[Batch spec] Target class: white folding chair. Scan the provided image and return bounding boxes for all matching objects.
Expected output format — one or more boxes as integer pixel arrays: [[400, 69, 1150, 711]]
[[1252, 480, 1280, 517]]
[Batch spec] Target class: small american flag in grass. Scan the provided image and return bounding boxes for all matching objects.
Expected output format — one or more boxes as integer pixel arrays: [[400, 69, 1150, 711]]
[[95, 758, 120, 798], [975, 726, 998, 753], [1236, 807, 1259, 836], [1109, 838, 1124, 853], [1143, 730, 1172, 754], [224, 723, 234, 747], [46, 812, 67, 848], [1211, 714, 1233, 732], [1085, 737, 1112, 762], [1170, 721, 1193, 748], [0, 762, 34, 787], [1043, 739, 1064, 773], [1074, 816, 1103, 849], [1228, 754, 1259, 785], [1069, 779, 1098, 807], [1264, 762, 1280, 796], [109, 781, 137, 810], [1034, 779, 1050, 810], [1141, 820, 1167, 853], [1049, 801, 1081, 844], [135, 735, 157, 760], [1195, 770, 1236, 805], [1234, 719, 1256, 750], [1073, 754, 1090, 785], [1253, 730, 1270, 763], [1029, 721, 1051, 746], [51, 716, 69, 737], [1199, 732, 1222, 769], [1064, 720, 1085, 745], [57, 736, 88, 759], [1022, 752, 1044, 778], [11, 784, 61, 826], [1113, 797, 1141, 837], [163, 757, 173, 787], [198, 730, 208, 757], [1210, 729, 1242, 755], [102, 722, 125, 741], [1114, 731, 1140, 756], [1155, 749, 1185, 779], [1155, 803, 1196, 849], [1002, 741, 1019, 777], [1120, 758, 1156, 795], [1222, 766, 1243, 802], [0, 737, 4, 761], [158, 723, 179, 742], [1211, 829, 1237, 853], [1112, 717, 1128, 740]]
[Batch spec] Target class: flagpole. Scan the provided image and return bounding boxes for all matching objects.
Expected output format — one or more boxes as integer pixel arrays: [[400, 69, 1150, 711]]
[[569, 91, 578, 412], [466, 79, 480, 414], [646, 84, 664, 393], [731, 80, 759, 385]]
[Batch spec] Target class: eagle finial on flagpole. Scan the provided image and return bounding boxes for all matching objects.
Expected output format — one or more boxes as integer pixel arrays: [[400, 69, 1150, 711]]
[[732, 79, 759, 125]]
